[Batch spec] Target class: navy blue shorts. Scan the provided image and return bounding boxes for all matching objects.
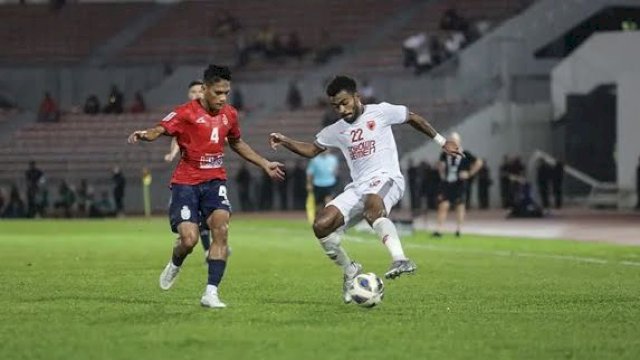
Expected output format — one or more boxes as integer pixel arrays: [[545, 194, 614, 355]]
[[169, 179, 232, 233]]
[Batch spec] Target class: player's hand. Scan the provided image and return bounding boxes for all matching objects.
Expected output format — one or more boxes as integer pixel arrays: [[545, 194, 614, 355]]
[[459, 171, 470, 180], [264, 161, 285, 181], [163, 153, 174, 162], [269, 132, 287, 150], [442, 140, 464, 157], [127, 130, 147, 144]]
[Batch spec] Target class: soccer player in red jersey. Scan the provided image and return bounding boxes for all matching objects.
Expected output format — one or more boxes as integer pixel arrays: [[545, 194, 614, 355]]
[[128, 65, 285, 308]]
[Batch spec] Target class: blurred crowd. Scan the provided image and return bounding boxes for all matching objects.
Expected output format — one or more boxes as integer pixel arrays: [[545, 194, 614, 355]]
[[0, 161, 126, 219], [402, 8, 491, 75]]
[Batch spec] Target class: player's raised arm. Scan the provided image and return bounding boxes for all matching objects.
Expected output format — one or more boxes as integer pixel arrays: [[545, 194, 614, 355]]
[[269, 132, 325, 159], [406, 111, 463, 156], [228, 136, 285, 181], [127, 125, 166, 144]]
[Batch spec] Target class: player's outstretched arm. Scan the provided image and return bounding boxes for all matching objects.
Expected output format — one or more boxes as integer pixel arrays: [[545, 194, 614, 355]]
[[228, 137, 285, 181], [406, 112, 463, 156], [269, 133, 324, 159], [127, 125, 166, 144], [164, 138, 180, 162]]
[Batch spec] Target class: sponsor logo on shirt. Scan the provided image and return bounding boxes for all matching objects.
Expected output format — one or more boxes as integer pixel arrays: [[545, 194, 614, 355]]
[[196, 116, 206, 124], [199, 153, 224, 169], [348, 140, 376, 160]]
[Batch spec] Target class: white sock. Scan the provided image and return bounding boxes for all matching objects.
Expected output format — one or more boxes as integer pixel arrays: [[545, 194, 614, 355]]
[[372, 217, 407, 261], [169, 261, 180, 270], [206, 284, 218, 295], [319, 232, 353, 273]]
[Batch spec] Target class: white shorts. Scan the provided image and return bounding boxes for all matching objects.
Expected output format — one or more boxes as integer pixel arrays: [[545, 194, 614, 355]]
[[327, 175, 405, 231]]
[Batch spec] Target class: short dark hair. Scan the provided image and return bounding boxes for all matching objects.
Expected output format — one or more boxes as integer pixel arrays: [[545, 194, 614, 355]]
[[326, 75, 357, 97], [188, 80, 203, 89], [203, 65, 231, 84]]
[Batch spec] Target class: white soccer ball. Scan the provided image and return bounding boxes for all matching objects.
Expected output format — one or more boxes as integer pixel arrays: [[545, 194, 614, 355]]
[[348, 272, 384, 308]]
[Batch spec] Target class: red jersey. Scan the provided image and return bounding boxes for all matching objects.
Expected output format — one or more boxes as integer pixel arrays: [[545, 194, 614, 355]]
[[158, 100, 241, 185]]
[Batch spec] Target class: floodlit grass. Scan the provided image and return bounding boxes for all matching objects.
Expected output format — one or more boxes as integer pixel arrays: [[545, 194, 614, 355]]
[[1, 218, 639, 360]]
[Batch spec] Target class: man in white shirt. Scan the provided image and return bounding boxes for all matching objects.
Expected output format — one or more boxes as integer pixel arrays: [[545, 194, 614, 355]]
[[269, 76, 461, 303]]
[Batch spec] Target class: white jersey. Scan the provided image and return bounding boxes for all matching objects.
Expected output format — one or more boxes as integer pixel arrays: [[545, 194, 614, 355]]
[[315, 102, 407, 184]]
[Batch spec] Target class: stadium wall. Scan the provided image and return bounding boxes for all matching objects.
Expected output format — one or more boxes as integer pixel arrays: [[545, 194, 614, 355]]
[[402, 102, 553, 208], [0, 65, 165, 111], [551, 31, 640, 202]]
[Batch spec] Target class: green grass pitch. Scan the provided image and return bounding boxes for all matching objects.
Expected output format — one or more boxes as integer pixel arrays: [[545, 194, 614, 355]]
[[1, 218, 639, 360]]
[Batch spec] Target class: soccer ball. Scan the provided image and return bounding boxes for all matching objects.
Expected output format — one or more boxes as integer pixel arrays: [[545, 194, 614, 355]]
[[348, 272, 384, 308]]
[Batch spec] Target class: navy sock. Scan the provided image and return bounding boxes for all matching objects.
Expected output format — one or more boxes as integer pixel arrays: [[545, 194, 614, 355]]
[[200, 230, 211, 252], [207, 259, 227, 286], [171, 253, 186, 267]]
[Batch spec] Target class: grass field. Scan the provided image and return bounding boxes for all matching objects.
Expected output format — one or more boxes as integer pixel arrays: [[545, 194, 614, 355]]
[[1, 217, 639, 360]]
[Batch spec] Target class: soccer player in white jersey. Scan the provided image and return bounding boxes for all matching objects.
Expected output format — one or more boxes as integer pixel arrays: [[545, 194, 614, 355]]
[[269, 76, 461, 303]]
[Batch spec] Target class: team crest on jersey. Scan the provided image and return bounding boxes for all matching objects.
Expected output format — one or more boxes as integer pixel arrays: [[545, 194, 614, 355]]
[[366, 120, 376, 131], [196, 116, 206, 124], [180, 205, 191, 220], [221, 114, 229, 126]]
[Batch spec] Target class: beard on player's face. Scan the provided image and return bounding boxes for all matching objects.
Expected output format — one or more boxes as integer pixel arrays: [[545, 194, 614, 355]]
[[333, 92, 362, 122]]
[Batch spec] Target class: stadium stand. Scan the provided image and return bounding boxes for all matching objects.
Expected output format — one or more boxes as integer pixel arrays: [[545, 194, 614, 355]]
[[0, 3, 151, 64]]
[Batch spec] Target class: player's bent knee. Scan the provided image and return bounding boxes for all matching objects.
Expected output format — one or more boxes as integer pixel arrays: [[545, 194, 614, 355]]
[[210, 223, 229, 244], [181, 232, 199, 250], [313, 217, 333, 238]]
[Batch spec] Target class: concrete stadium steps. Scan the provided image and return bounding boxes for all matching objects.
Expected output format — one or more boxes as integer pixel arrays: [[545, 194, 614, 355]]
[[343, 0, 530, 74], [115, 0, 410, 74], [0, 113, 169, 181], [0, 3, 151, 64]]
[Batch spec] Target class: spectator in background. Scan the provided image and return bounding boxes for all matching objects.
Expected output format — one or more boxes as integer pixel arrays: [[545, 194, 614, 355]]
[[76, 179, 93, 217], [37, 92, 60, 123], [259, 171, 274, 210], [291, 160, 307, 210], [25, 161, 43, 217], [90, 191, 115, 218], [313, 30, 343, 65], [211, 10, 241, 38], [402, 32, 426, 69], [130, 92, 146, 113], [286, 81, 302, 111], [230, 86, 245, 112], [360, 80, 376, 104], [477, 160, 491, 209], [552, 160, 564, 209], [235, 164, 253, 211], [440, 8, 470, 34], [499, 155, 510, 208], [276, 162, 290, 210], [33, 176, 48, 218], [83, 95, 100, 115], [536, 159, 552, 209], [3, 184, 25, 218], [104, 85, 124, 114], [635, 156, 640, 210], [407, 160, 420, 214], [0, 187, 6, 216], [54, 181, 75, 218], [112, 166, 126, 216], [284, 31, 306, 60]]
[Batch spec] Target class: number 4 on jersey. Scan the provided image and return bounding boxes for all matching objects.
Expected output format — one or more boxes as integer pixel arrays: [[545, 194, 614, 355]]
[[210, 127, 219, 144]]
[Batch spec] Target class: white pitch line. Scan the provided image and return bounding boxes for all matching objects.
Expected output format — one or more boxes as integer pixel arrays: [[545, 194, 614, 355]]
[[343, 234, 640, 267]]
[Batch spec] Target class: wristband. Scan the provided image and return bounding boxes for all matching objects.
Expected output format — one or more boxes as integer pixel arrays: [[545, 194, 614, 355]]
[[433, 133, 446, 147]]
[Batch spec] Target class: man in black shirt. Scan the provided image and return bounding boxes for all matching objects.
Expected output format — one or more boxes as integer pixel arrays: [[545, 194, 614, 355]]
[[432, 133, 483, 237]]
